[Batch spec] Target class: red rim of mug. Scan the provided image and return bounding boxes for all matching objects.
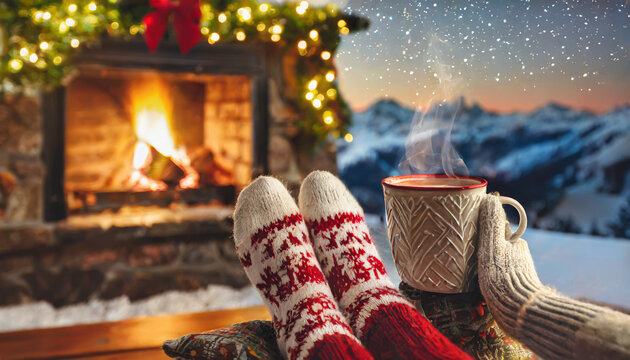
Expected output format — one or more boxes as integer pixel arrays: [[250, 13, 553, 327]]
[[382, 174, 488, 190]]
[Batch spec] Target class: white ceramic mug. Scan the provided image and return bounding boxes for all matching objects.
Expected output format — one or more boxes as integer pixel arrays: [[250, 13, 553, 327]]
[[382, 174, 526, 293]]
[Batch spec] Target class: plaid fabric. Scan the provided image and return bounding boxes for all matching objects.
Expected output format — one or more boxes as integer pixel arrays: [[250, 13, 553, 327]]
[[162, 320, 282, 360], [399, 282, 535, 360]]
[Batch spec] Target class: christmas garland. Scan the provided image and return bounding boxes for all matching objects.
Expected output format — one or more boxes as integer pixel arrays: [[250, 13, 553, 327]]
[[0, 0, 368, 146]]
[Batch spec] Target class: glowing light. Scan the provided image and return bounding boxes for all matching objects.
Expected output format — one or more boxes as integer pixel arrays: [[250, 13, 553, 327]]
[[29, 53, 38, 63], [309, 30, 319, 40], [259, 3, 269, 13], [39, 42, 49, 50], [70, 38, 80, 48], [201, 27, 209, 35], [326, 88, 337, 98], [256, 23, 266, 31], [344, 133, 353, 142], [308, 80, 318, 91], [208, 32, 220, 44], [65, 18, 76, 27], [129, 25, 139, 35], [218, 13, 227, 23], [110, 21, 120, 30], [325, 71, 335, 82], [88, 2, 97, 11], [9, 59, 23, 71], [237, 7, 251, 21], [43, 12, 51, 20], [312, 99, 322, 108], [305, 92, 314, 100], [323, 111, 334, 124], [53, 56, 63, 65], [337, 19, 347, 28], [34, 11, 44, 21], [297, 40, 307, 50], [236, 31, 246, 41], [270, 24, 283, 34], [270, 34, 281, 42], [68, 4, 77, 13], [340, 27, 350, 35], [296, 1, 309, 15], [59, 22, 68, 33], [321, 51, 331, 60], [19, 48, 29, 57]]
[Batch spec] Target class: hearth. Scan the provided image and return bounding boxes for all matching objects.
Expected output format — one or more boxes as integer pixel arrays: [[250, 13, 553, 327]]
[[42, 39, 269, 221]]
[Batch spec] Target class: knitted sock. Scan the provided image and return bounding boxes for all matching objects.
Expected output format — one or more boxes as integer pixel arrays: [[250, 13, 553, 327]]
[[233, 177, 373, 360], [479, 195, 630, 360], [298, 171, 472, 360]]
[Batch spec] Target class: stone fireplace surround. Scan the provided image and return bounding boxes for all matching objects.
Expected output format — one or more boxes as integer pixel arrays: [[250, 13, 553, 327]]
[[0, 39, 337, 307]]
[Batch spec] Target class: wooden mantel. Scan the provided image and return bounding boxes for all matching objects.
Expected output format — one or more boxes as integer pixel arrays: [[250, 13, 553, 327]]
[[0, 306, 271, 360]]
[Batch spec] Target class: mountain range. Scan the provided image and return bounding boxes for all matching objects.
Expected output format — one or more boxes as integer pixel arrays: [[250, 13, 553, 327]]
[[337, 99, 630, 239]]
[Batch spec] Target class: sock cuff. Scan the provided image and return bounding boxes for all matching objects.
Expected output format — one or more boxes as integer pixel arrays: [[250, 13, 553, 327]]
[[299, 170, 364, 220]]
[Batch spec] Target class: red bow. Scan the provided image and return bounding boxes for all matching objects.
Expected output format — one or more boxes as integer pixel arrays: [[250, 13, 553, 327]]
[[143, 0, 201, 54]]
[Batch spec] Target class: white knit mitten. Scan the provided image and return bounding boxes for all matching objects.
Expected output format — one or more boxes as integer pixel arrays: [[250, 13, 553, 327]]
[[478, 194, 630, 360]]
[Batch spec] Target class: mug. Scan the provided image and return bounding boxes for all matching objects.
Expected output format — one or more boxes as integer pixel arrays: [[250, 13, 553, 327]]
[[382, 174, 526, 293]]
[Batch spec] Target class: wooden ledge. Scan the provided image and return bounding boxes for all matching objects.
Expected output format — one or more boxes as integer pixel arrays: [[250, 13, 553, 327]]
[[0, 305, 271, 360]]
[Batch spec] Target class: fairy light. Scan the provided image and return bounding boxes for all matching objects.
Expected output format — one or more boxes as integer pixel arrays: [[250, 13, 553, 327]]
[[305, 92, 314, 100], [129, 25, 139, 35], [308, 79, 318, 91], [236, 31, 246, 41], [39, 41, 49, 50], [29, 53, 38, 63], [270, 24, 283, 34], [88, 2, 97, 11], [326, 88, 337, 98], [259, 3, 269, 13], [110, 21, 119, 30], [325, 71, 335, 82], [208, 32, 220, 44], [36, 60, 47, 69], [19, 48, 29, 57], [43, 12, 51, 20], [321, 51, 331, 60], [337, 19, 346, 28], [68, 4, 77, 13], [312, 99, 322, 109], [309, 30, 319, 40], [323, 111, 334, 124], [53, 56, 63, 65], [70, 38, 80, 48], [237, 7, 251, 21], [340, 26, 350, 35], [201, 27, 209, 35], [34, 11, 44, 22], [296, 1, 309, 15], [256, 23, 266, 31], [9, 59, 23, 71], [317, 94, 325, 101], [218, 13, 227, 23], [59, 22, 68, 33], [297, 40, 307, 50], [270, 34, 280, 42], [65, 18, 76, 27], [344, 133, 353, 143]]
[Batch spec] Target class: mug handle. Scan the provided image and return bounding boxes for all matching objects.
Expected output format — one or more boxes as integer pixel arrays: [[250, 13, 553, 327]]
[[498, 196, 527, 242]]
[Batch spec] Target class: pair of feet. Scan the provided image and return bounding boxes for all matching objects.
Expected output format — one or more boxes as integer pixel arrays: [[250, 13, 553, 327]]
[[234, 171, 471, 360]]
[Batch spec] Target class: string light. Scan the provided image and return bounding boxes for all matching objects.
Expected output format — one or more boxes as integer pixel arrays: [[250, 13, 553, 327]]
[[39, 41, 49, 50], [305, 92, 314, 100], [308, 79, 318, 90], [208, 32, 220, 44], [296, 1, 309, 15], [297, 40, 307, 50], [65, 18, 76, 27], [256, 23, 266, 31], [218, 13, 227, 23], [70, 38, 80, 48], [270, 24, 283, 34], [29, 53, 38, 63], [59, 22, 68, 33], [110, 21, 120, 30], [33, 11, 44, 22], [43, 12, 51, 20], [9, 59, 23, 72], [68, 4, 77, 13], [323, 111, 334, 124], [236, 31, 246, 41], [344, 133, 353, 143], [312, 99, 322, 108], [309, 30, 319, 41], [259, 3, 269, 13], [337, 19, 346, 28], [321, 51, 331, 60], [201, 27, 209, 35], [88, 2, 97, 11], [53, 56, 63, 65], [326, 88, 337, 98], [340, 26, 350, 35], [19, 48, 29, 57], [271, 34, 280, 42], [325, 71, 335, 81], [237, 7, 251, 21]]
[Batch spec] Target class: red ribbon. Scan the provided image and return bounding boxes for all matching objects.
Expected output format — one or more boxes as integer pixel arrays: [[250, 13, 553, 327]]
[[143, 0, 201, 54]]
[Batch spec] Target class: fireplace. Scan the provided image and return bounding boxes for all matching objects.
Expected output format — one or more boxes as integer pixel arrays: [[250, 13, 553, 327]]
[[42, 40, 269, 221]]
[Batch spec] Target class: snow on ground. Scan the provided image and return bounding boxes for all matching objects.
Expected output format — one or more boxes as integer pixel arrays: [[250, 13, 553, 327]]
[[2, 218, 628, 333]]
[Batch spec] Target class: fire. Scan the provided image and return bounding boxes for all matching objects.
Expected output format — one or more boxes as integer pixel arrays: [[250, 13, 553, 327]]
[[128, 77, 199, 191]]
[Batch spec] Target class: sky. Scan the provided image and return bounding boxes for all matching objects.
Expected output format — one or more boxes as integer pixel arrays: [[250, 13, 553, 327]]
[[323, 0, 630, 114]]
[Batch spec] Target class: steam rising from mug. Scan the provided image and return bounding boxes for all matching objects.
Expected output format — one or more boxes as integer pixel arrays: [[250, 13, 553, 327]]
[[399, 34, 469, 177]]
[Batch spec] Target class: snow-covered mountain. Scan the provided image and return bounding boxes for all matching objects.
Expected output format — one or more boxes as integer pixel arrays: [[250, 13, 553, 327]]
[[337, 99, 630, 239]]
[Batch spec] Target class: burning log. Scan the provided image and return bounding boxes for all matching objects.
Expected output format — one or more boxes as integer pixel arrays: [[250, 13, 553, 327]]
[[189, 147, 234, 186]]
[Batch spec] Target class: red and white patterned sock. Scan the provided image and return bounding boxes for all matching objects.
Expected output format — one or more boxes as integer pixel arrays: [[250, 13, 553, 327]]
[[233, 177, 373, 360], [299, 171, 473, 360]]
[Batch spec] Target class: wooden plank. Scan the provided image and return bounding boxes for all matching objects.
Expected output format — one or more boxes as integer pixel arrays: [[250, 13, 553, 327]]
[[0, 306, 270, 360], [65, 348, 168, 360]]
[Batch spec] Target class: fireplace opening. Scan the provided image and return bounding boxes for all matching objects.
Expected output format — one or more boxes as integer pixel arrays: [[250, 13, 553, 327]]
[[64, 70, 252, 215]]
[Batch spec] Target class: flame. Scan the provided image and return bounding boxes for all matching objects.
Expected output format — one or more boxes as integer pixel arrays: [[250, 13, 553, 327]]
[[127, 77, 199, 191]]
